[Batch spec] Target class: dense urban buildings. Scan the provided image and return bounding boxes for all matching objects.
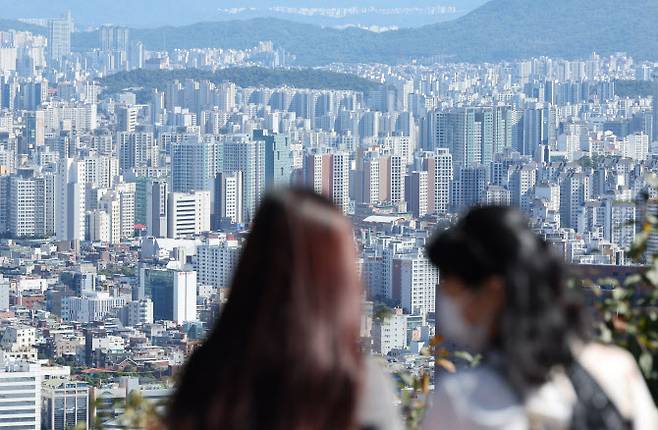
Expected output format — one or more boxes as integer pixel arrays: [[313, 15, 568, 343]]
[[0, 6, 657, 429]]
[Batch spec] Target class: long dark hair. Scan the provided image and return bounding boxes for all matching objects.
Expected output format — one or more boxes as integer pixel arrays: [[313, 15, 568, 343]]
[[169, 189, 363, 430], [427, 206, 587, 390]]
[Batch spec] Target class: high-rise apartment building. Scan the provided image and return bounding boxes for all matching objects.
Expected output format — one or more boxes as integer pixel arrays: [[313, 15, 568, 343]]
[[392, 250, 438, 315], [47, 12, 73, 65], [194, 239, 242, 291], [222, 136, 265, 221], [405, 171, 428, 219], [304, 150, 350, 213], [167, 191, 211, 238], [55, 158, 86, 242], [171, 137, 217, 194], [423, 148, 453, 215], [213, 171, 244, 226]]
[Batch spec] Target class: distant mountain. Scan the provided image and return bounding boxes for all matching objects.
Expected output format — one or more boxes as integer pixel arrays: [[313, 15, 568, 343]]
[[0, 1, 487, 28], [68, 0, 658, 64], [11, 0, 658, 65]]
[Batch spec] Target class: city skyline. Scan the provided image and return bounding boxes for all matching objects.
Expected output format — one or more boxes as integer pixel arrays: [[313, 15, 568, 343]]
[[0, 2, 657, 429]]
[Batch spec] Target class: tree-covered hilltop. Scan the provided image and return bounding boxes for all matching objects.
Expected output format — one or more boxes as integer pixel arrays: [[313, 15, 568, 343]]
[[0, 19, 45, 35], [99, 67, 380, 98], [614, 80, 654, 99]]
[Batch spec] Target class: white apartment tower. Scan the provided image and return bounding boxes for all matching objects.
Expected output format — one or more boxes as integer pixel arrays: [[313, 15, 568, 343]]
[[55, 158, 86, 242]]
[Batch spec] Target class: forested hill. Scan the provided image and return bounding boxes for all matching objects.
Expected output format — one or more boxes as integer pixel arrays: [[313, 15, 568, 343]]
[[100, 67, 380, 98]]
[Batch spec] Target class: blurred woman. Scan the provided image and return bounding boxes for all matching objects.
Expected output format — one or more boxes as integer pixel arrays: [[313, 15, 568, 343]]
[[169, 189, 402, 430], [423, 206, 657, 430]]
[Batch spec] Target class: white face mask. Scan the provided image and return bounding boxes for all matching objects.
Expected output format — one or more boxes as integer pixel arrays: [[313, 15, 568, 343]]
[[437, 290, 490, 353]]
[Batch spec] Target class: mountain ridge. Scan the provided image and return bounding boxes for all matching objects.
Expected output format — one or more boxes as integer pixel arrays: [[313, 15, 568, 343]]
[[5, 0, 658, 65]]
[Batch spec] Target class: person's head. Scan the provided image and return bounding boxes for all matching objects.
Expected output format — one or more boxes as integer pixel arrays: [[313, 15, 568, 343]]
[[427, 206, 586, 389], [169, 188, 363, 430]]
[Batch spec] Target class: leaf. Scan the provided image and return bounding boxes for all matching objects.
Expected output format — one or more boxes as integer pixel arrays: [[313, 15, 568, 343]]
[[429, 335, 444, 346], [645, 269, 658, 287], [421, 373, 430, 395], [398, 372, 414, 387], [645, 173, 658, 188], [639, 352, 653, 378], [598, 322, 613, 343], [436, 358, 456, 373]]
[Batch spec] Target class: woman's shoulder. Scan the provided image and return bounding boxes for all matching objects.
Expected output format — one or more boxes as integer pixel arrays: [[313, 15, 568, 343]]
[[423, 365, 527, 430], [359, 357, 404, 430], [576, 342, 638, 370], [576, 342, 658, 425], [433, 364, 520, 408]]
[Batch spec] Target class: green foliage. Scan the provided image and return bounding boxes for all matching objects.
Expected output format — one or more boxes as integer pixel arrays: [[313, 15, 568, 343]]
[[594, 181, 658, 400], [99, 67, 379, 101], [93, 392, 164, 430], [396, 336, 481, 429], [373, 302, 395, 321], [615, 80, 654, 98]]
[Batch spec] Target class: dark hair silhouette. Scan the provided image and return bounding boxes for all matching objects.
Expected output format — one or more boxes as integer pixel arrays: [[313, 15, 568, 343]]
[[427, 206, 587, 390], [168, 189, 363, 430]]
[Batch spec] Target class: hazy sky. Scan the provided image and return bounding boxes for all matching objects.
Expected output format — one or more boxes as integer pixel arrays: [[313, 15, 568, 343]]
[[0, 0, 489, 28]]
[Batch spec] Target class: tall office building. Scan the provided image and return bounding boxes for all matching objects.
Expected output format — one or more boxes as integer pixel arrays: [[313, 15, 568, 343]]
[[41, 381, 90, 430], [0, 362, 42, 430], [167, 191, 211, 239], [47, 12, 73, 65], [143, 268, 197, 324]]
